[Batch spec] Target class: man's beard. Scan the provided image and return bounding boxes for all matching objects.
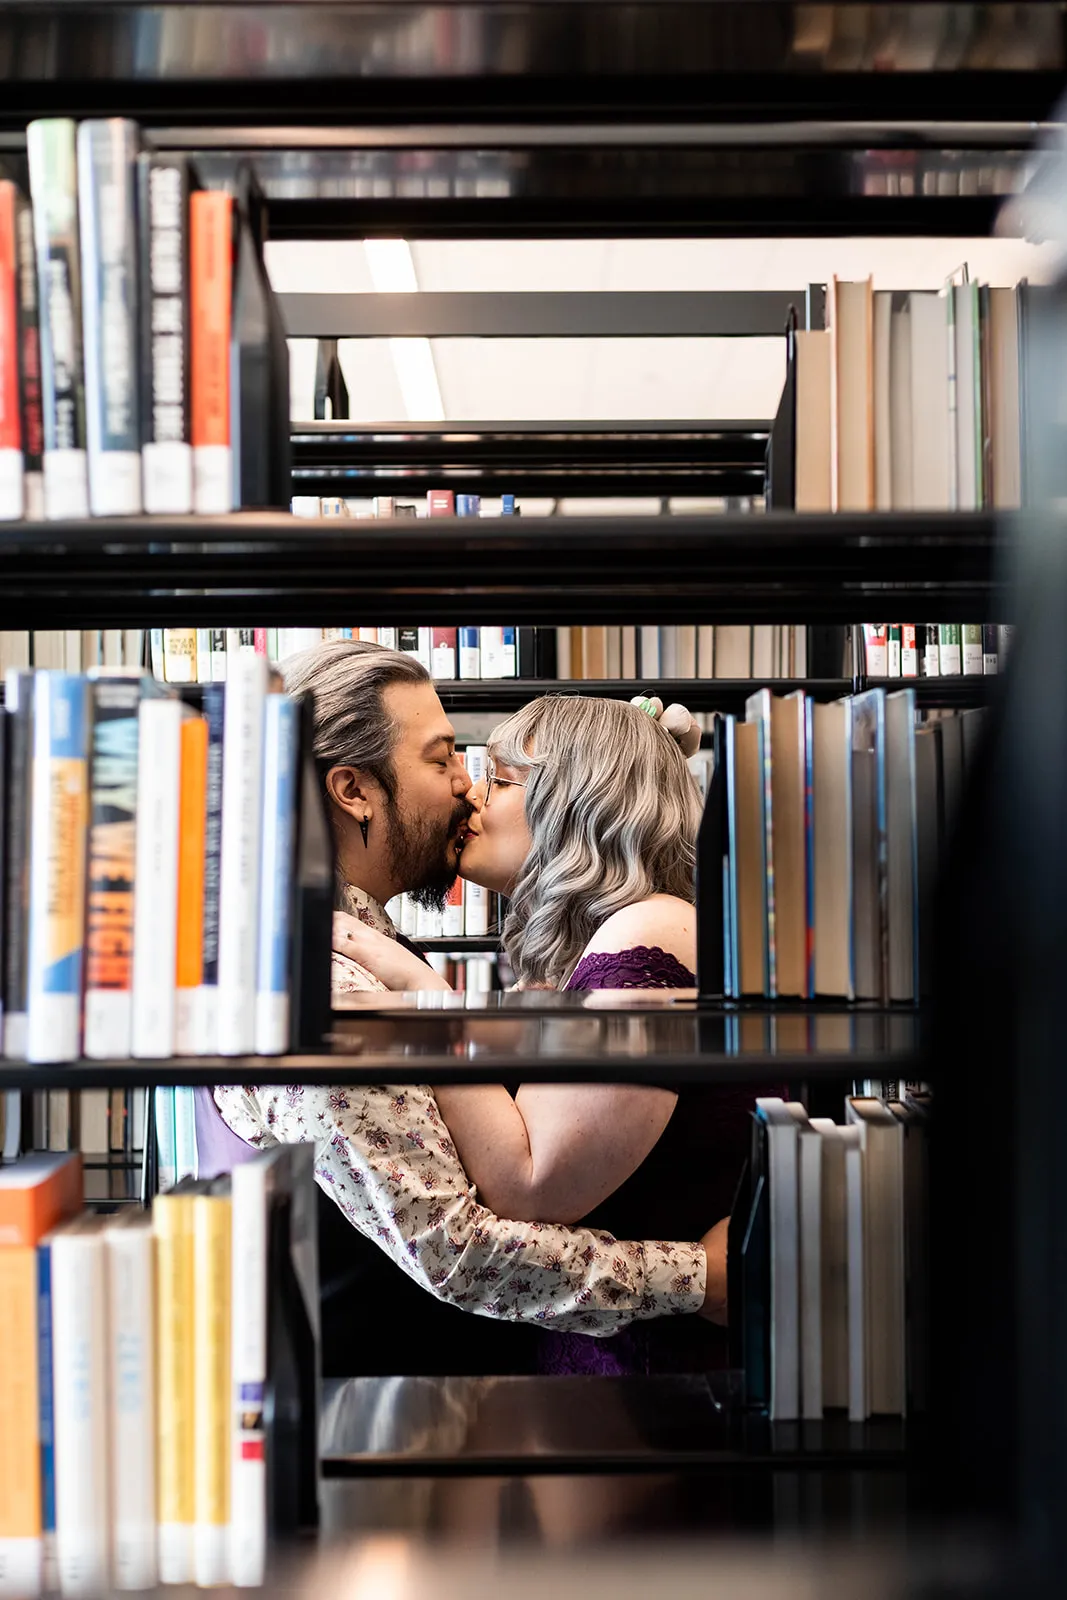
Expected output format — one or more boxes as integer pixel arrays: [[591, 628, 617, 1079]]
[[386, 795, 472, 911]]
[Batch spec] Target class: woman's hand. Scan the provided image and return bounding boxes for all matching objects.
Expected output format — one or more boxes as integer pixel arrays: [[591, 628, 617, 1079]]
[[697, 1215, 729, 1325], [332, 912, 452, 992]]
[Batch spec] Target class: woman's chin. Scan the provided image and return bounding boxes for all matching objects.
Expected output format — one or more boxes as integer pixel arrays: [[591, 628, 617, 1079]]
[[458, 846, 495, 892]]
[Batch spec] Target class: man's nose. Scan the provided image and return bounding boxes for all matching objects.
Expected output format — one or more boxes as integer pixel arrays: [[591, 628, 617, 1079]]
[[453, 756, 473, 795]]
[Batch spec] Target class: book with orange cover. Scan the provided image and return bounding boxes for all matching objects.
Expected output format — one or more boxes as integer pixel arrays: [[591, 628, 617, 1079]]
[[190, 190, 233, 514], [176, 715, 208, 1055], [0, 1153, 83, 1593]]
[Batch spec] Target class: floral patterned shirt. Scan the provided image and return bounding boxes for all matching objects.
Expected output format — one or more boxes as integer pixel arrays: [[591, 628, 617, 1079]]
[[212, 887, 706, 1335]]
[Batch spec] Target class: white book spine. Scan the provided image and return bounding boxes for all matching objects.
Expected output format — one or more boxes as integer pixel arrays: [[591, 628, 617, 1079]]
[[798, 1129, 823, 1419], [193, 444, 232, 515], [229, 1161, 268, 1588], [846, 1142, 867, 1421], [196, 629, 212, 684], [131, 699, 182, 1058], [442, 882, 465, 939], [153, 1086, 176, 1191], [254, 696, 298, 1057], [51, 1229, 110, 1597], [0, 448, 22, 520], [766, 1120, 800, 1421], [174, 1087, 197, 1181], [461, 744, 489, 935], [639, 624, 660, 678], [217, 654, 267, 1055], [105, 1223, 157, 1591]]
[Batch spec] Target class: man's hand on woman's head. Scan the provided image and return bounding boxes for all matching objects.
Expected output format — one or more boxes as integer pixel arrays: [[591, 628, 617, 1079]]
[[332, 911, 452, 992], [697, 1215, 729, 1325]]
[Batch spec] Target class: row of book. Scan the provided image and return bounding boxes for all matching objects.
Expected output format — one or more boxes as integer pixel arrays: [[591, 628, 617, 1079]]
[[703, 688, 984, 1002], [782, 273, 1025, 513], [0, 1147, 318, 1595], [0, 117, 287, 522], [384, 855, 505, 942], [147, 625, 527, 684], [0, 632, 146, 678], [732, 1094, 928, 1423], [291, 490, 517, 521], [1, 657, 326, 1065], [859, 623, 1013, 679], [0, 1088, 144, 1163]]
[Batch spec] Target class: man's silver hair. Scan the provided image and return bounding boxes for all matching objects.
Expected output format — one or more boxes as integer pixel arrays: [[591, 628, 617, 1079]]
[[489, 694, 702, 988], [281, 638, 429, 806]]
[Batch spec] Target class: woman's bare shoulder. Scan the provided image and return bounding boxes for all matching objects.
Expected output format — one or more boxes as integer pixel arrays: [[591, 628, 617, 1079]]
[[581, 894, 696, 962]]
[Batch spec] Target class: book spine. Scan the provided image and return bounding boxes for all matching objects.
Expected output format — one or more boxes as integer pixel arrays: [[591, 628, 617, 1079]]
[[83, 679, 140, 1060], [961, 623, 984, 676], [901, 624, 918, 679], [139, 154, 193, 513], [36, 1239, 56, 1592], [14, 194, 44, 520], [887, 624, 901, 678], [130, 699, 182, 1058], [26, 119, 89, 519], [431, 626, 457, 681], [190, 190, 233, 514], [175, 715, 208, 1054], [937, 623, 962, 676], [462, 747, 490, 935], [105, 1223, 157, 1591], [3, 672, 33, 1060], [153, 1086, 177, 1191], [148, 628, 164, 681], [77, 119, 142, 515], [196, 629, 212, 683], [162, 627, 196, 684], [217, 654, 266, 1055], [428, 489, 454, 516], [0, 1247, 42, 1596], [862, 624, 887, 678], [195, 683, 225, 1054], [174, 1089, 197, 1181], [0, 183, 23, 519], [210, 630, 227, 681], [982, 623, 999, 675], [458, 627, 480, 679], [154, 1192, 195, 1583], [921, 624, 940, 677], [456, 492, 480, 516], [27, 673, 90, 1064], [50, 1229, 110, 1597], [229, 1161, 267, 1588], [193, 1192, 232, 1586], [255, 696, 299, 1056]]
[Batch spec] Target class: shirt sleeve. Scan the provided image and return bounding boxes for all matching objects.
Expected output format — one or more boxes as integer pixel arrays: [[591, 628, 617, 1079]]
[[213, 1081, 706, 1335]]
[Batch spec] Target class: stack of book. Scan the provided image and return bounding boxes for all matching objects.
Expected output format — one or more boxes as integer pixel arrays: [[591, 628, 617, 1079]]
[[559, 624, 811, 680], [859, 622, 1012, 679], [786, 272, 1025, 513], [702, 686, 987, 1002], [731, 1093, 929, 1423], [1, 657, 329, 1065], [0, 116, 288, 524], [0, 1145, 318, 1596]]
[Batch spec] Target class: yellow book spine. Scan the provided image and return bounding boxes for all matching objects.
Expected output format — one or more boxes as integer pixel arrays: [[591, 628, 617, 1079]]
[[193, 1192, 232, 1585], [0, 1247, 42, 1594], [154, 1191, 195, 1584]]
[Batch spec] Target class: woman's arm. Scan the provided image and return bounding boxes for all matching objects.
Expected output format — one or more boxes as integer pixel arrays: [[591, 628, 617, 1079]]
[[213, 1081, 713, 1334], [434, 1082, 677, 1224]]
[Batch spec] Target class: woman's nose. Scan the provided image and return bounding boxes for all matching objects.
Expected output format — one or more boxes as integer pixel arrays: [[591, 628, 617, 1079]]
[[466, 778, 487, 811]]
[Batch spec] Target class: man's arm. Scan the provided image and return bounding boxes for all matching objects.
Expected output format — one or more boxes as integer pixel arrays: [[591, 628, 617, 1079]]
[[213, 1081, 708, 1334]]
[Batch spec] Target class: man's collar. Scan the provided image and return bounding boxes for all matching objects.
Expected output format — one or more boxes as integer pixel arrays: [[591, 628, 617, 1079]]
[[341, 883, 397, 939]]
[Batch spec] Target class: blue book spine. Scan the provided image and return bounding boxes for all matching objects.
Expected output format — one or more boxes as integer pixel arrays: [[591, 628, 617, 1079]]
[[458, 627, 480, 679], [456, 493, 481, 517], [255, 696, 299, 1055], [153, 1084, 177, 1189], [500, 493, 516, 515], [37, 1238, 57, 1588], [173, 1087, 198, 1180], [724, 716, 740, 1000], [501, 626, 517, 678]]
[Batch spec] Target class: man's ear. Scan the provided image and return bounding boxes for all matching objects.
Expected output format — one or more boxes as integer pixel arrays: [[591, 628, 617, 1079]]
[[325, 765, 376, 822]]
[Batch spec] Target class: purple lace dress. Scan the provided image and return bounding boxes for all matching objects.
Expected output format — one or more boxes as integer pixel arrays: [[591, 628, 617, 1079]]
[[534, 944, 777, 1376]]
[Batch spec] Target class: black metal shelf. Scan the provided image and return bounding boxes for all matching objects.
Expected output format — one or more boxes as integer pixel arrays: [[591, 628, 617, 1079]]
[[419, 936, 502, 953], [0, 511, 1005, 627], [291, 420, 769, 501], [437, 677, 994, 714], [319, 1374, 909, 1479]]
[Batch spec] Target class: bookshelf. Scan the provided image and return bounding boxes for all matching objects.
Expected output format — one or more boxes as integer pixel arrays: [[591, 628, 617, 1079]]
[[2, 0, 1066, 1568]]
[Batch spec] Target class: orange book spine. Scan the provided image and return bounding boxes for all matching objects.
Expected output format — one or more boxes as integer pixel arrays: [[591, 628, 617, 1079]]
[[175, 715, 208, 1054], [0, 1154, 84, 1247], [190, 190, 232, 513], [0, 1248, 42, 1576]]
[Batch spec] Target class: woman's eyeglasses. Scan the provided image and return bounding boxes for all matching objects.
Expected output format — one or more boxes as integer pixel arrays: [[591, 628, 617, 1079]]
[[483, 757, 529, 807]]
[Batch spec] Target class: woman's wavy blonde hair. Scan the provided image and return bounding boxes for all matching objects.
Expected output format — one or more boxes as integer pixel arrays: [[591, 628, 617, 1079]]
[[489, 694, 703, 988]]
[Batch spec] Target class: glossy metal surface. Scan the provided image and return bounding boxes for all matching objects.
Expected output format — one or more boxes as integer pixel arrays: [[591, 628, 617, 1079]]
[[0, 5, 1062, 132], [319, 1373, 907, 1472], [0, 511, 1004, 627]]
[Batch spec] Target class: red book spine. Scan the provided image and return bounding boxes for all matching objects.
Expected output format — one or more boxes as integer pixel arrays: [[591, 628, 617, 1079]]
[[428, 490, 454, 517], [0, 183, 20, 455], [253, 628, 267, 656]]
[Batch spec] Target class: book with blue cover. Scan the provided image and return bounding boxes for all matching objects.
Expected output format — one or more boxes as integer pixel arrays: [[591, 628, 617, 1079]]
[[255, 694, 299, 1055]]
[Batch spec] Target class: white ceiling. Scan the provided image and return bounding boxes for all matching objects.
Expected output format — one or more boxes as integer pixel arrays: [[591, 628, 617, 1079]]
[[267, 236, 1058, 425]]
